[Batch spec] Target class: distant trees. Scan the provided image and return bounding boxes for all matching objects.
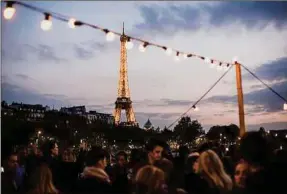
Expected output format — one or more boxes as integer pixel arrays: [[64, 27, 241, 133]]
[[206, 124, 240, 141], [173, 116, 203, 142]]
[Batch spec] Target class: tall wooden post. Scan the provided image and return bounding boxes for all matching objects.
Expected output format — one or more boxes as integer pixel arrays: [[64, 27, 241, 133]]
[[235, 62, 246, 137]]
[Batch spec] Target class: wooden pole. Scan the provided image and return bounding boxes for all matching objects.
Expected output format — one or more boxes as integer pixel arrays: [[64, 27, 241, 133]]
[[235, 62, 246, 137]]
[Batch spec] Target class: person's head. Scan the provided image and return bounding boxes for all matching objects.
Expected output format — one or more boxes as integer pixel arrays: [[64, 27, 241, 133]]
[[239, 132, 270, 170], [198, 150, 233, 191], [29, 164, 58, 194], [116, 151, 128, 167], [50, 142, 59, 157], [234, 161, 248, 188], [86, 146, 109, 169], [146, 139, 164, 164], [135, 165, 166, 193], [6, 152, 18, 171], [186, 152, 199, 173], [43, 141, 59, 157]]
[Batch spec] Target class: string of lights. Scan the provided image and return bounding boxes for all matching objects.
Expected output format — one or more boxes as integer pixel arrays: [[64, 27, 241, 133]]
[[3, 0, 232, 69], [3, 1, 287, 129], [167, 64, 235, 129]]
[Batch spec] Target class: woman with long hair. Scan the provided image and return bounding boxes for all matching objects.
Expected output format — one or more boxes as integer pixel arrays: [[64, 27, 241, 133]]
[[197, 150, 233, 193], [28, 164, 59, 194], [134, 165, 168, 194]]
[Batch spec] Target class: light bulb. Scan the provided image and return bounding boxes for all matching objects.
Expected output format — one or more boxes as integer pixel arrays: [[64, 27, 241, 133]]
[[41, 14, 52, 31], [165, 48, 172, 56], [106, 31, 115, 42], [125, 41, 133, 50], [174, 52, 180, 62], [205, 57, 211, 63], [233, 56, 238, 64], [209, 63, 216, 68], [223, 65, 229, 71], [284, 103, 287, 110], [68, 18, 76, 29], [3, 7, 15, 20], [193, 106, 199, 111], [139, 44, 147, 52], [217, 64, 223, 71], [174, 55, 180, 62], [183, 54, 188, 59]]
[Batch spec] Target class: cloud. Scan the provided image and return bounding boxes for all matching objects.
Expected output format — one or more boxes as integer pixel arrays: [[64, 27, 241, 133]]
[[74, 44, 95, 60], [24, 44, 67, 63], [1, 82, 68, 108], [244, 57, 287, 81], [205, 80, 287, 112], [3, 43, 66, 64], [73, 40, 118, 60], [15, 74, 34, 81], [135, 2, 287, 35]]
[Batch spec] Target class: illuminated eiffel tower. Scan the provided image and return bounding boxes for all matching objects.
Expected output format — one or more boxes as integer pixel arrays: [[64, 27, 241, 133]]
[[113, 23, 138, 127]]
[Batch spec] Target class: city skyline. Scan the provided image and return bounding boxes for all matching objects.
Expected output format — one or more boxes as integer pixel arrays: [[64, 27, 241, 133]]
[[2, 1, 287, 130]]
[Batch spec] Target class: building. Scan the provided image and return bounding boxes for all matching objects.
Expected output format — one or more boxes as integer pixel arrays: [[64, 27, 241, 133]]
[[8, 102, 49, 119], [60, 106, 86, 115], [143, 118, 154, 130], [86, 111, 114, 125]]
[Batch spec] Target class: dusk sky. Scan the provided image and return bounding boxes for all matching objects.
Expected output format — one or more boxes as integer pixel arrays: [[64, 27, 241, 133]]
[[2, 1, 287, 130]]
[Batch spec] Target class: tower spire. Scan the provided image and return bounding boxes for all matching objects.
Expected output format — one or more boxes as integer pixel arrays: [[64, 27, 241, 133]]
[[122, 22, 125, 35]]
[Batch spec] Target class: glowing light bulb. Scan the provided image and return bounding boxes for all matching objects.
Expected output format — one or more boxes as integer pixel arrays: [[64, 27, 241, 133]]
[[233, 56, 238, 64], [223, 65, 229, 71], [217, 64, 223, 71], [3, 6, 15, 20], [284, 103, 287, 110], [193, 106, 199, 111], [174, 55, 180, 62], [139, 43, 148, 52], [125, 41, 133, 50], [68, 18, 76, 29], [183, 54, 188, 59], [174, 52, 180, 62], [165, 48, 172, 56], [106, 31, 115, 42], [205, 57, 211, 64], [41, 14, 52, 31], [210, 63, 216, 68]]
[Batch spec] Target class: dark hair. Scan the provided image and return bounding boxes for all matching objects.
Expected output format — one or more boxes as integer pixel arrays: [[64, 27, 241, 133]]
[[239, 132, 271, 166], [116, 151, 127, 161], [86, 146, 109, 166], [145, 138, 165, 152], [41, 141, 57, 156]]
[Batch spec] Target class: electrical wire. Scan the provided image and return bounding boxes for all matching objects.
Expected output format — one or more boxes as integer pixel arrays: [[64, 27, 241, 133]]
[[240, 64, 287, 103], [167, 64, 235, 129]]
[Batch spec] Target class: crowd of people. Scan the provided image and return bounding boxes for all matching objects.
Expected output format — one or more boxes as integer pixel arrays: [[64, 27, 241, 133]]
[[2, 131, 287, 194]]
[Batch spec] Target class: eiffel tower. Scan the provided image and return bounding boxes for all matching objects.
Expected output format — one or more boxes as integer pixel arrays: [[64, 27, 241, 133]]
[[114, 23, 138, 127]]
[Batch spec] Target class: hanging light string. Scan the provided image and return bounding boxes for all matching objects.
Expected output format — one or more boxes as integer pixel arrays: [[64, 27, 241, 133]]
[[3, 0, 232, 67], [240, 64, 287, 104], [167, 64, 235, 129]]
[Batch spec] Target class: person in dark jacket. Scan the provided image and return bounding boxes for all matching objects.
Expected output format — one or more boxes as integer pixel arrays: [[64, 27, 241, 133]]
[[109, 151, 129, 194], [77, 146, 113, 194], [1, 152, 24, 194]]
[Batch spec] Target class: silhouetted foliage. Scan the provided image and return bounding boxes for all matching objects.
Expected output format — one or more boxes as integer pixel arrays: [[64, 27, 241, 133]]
[[173, 116, 203, 142]]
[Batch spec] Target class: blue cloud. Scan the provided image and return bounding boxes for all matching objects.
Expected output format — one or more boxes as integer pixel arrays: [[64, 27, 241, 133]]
[[1, 82, 68, 108], [243, 57, 287, 81], [205, 80, 287, 112], [135, 2, 287, 34]]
